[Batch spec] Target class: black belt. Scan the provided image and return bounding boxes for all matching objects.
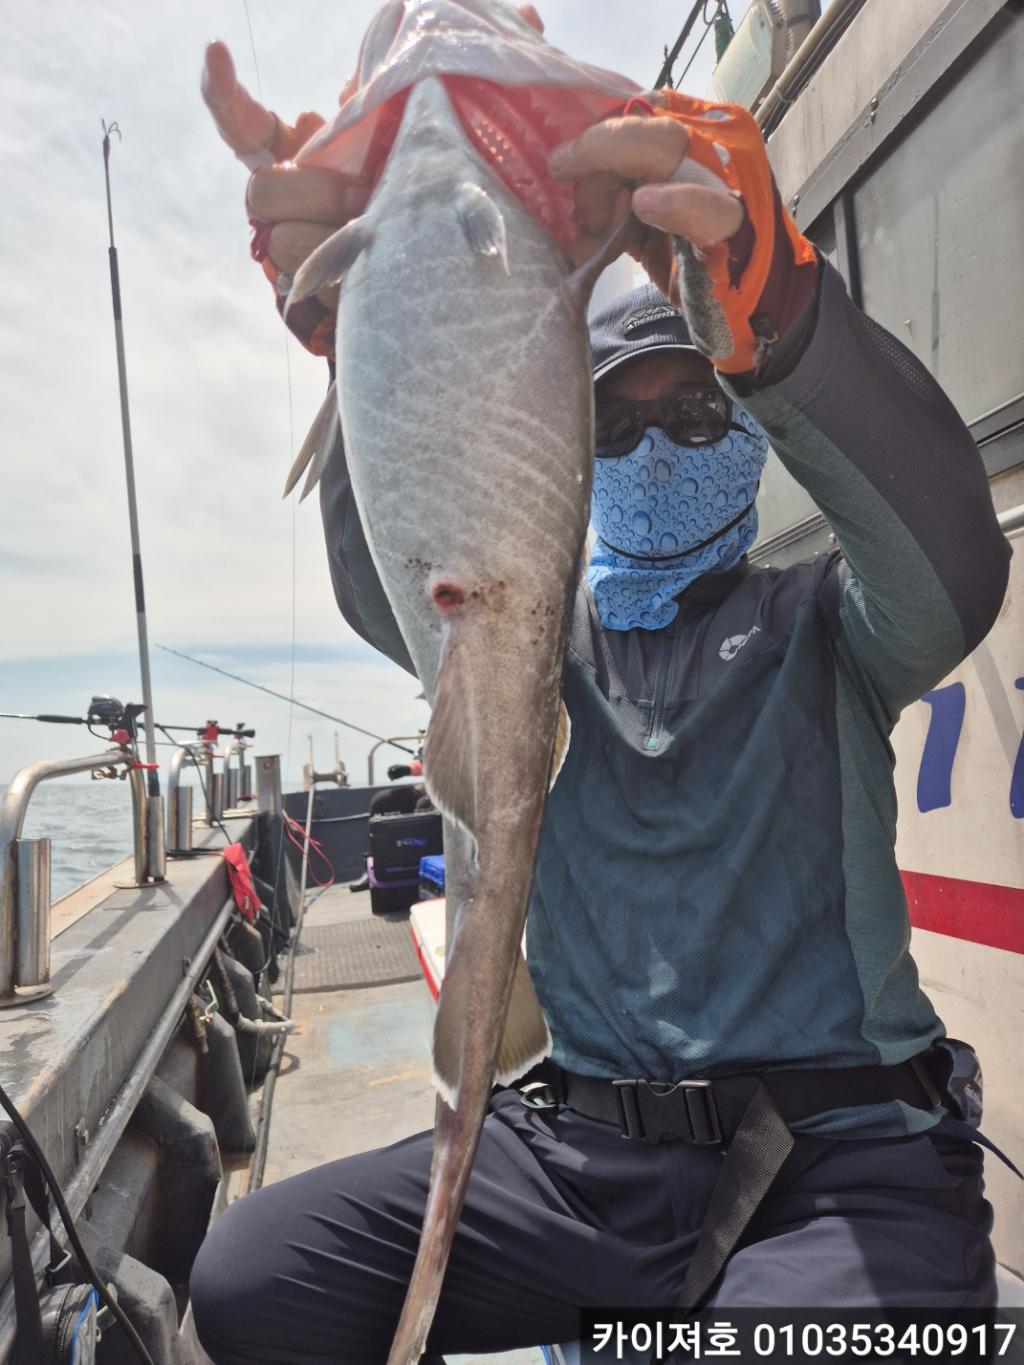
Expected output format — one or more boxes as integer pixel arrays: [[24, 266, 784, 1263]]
[[514, 1051, 948, 1312]]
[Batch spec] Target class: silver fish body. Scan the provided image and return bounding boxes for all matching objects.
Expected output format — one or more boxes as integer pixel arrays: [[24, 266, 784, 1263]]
[[336, 78, 592, 704], [291, 72, 600, 1365]]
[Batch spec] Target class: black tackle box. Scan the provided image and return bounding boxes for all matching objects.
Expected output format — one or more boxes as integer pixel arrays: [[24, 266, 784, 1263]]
[[367, 810, 443, 913]]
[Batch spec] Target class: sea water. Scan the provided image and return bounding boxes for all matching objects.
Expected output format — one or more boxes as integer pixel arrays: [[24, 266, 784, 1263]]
[[5, 781, 139, 902]]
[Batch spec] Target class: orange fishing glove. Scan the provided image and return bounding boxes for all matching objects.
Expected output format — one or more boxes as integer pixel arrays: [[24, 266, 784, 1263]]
[[246, 111, 339, 361], [633, 91, 818, 379]]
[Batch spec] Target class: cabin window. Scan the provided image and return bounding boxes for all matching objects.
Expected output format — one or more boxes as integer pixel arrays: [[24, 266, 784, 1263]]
[[851, 14, 1024, 433]]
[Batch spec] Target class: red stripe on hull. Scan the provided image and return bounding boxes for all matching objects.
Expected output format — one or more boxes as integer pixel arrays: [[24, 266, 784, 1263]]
[[409, 923, 441, 1001], [901, 869, 1024, 955]]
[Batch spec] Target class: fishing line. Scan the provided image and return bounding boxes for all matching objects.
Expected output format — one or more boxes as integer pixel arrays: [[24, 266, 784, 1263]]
[[238, 0, 307, 1108], [154, 645, 415, 753], [242, 0, 265, 103], [677, 3, 720, 89], [278, 304, 299, 986]]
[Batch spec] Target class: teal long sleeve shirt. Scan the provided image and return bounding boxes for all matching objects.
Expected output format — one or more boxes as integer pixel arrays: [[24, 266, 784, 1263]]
[[319, 261, 1010, 1137]]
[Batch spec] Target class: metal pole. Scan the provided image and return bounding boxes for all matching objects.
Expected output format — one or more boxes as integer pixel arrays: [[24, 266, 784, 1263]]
[[256, 755, 283, 816], [101, 122, 162, 831], [14, 839, 51, 991], [203, 744, 216, 826]]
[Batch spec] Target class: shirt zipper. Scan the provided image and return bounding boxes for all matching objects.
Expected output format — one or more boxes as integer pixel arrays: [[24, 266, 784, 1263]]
[[644, 625, 674, 751]]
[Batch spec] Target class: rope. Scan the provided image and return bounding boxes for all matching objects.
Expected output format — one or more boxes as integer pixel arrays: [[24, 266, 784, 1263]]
[[282, 811, 336, 890]]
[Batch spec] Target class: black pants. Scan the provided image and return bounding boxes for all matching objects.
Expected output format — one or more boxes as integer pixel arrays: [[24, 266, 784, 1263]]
[[190, 1093, 995, 1365]]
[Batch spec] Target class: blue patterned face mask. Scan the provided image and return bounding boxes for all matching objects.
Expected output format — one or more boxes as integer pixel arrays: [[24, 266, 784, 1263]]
[[587, 407, 769, 631]]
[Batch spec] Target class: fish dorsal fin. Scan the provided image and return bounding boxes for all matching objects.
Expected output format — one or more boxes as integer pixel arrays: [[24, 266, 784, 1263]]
[[454, 182, 509, 275], [549, 700, 570, 791], [286, 215, 374, 313], [423, 624, 477, 836], [283, 380, 340, 499]]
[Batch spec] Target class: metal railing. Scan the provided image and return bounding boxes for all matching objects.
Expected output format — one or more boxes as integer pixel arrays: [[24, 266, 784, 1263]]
[[0, 748, 165, 1007], [366, 735, 423, 787], [166, 743, 208, 850], [166, 736, 260, 851]]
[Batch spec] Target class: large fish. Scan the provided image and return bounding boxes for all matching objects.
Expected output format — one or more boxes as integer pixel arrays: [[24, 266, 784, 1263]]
[[285, 5, 638, 1361]]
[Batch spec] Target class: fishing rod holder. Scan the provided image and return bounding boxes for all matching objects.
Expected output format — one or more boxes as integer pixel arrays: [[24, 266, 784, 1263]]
[[166, 744, 204, 851], [366, 735, 423, 787], [221, 734, 254, 811], [303, 734, 349, 791], [0, 748, 164, 1008]]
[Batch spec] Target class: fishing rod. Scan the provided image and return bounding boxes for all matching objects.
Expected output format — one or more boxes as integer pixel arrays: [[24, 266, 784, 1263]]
[[101, 120, 162, 822], [655, 0, 731, 89], [0, 710, 254, 739], [0, 712, 89, 726], [155, 643, 417, 755], [655, 0, 710, 88]]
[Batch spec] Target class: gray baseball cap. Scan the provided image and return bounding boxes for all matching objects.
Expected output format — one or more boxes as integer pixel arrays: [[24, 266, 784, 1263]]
[[589, 281, 699, 382]]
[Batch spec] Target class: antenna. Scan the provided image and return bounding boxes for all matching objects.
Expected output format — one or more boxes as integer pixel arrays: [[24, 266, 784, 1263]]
[[101, 120, 165, 878], [654, 0, 707, 88]]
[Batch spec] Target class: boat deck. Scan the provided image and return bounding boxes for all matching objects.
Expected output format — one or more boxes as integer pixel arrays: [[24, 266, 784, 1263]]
[[259, 883, 547, 1365]]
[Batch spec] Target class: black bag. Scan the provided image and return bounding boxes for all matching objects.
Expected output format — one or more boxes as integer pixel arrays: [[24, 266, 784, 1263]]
[[368, 811, 443, 883]]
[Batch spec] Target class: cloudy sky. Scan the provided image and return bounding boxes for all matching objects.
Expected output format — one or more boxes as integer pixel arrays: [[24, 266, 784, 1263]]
[[3, 0, 763, 791]]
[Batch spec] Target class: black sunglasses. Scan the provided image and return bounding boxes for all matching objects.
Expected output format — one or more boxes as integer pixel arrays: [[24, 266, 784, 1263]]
[[594, 384, 747, 458]]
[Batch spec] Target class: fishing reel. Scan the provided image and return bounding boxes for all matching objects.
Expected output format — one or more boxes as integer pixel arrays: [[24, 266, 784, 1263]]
[[86, 697, 146, 742], [86, 695, 126, 729], [86, 698, 148, 782]]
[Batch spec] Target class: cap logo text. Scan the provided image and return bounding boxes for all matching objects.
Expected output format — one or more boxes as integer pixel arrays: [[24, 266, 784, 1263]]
[[623, 305, 683, 333]]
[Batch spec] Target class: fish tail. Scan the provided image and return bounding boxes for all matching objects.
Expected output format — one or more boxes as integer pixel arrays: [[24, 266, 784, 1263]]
[[385, 1099, 479, 1365]]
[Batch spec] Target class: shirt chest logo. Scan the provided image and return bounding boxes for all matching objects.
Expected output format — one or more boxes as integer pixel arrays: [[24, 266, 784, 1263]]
[[719, 626, 761, 661]]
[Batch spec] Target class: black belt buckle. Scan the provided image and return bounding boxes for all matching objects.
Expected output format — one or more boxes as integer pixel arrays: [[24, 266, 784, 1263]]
[[612, 1078, 722, 1146], [518, 1081, 559, 1112]]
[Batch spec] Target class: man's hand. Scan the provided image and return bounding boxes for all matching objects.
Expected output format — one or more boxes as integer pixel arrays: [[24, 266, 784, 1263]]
[[200, 8, 540, 323], [202, 40, 369, 353], [550, 92, 818, 377]]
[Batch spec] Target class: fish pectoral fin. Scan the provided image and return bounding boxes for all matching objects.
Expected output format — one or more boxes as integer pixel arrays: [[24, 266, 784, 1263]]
[[495, 951, 552, 1086], [423, 627, 477, 835], [283, 380, 341, 499], [286, 215, 374, 313], [455, 183, 510, 275], [564, 209, 638, 321], [549, 700, 571, 791]]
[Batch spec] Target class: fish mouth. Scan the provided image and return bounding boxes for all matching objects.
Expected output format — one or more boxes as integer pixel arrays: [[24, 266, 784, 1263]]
[[303, 77, 616, 252]]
